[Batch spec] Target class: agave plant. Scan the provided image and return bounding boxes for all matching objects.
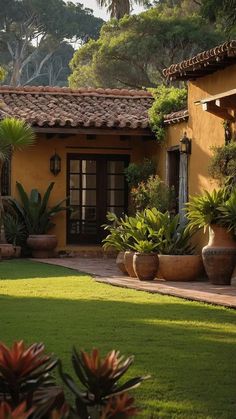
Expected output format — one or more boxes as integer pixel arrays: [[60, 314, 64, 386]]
[[218, 188, 236, 232], [59, 348, 148, 419], [0, 341, 58, 408], [9, 182, 67, 235]]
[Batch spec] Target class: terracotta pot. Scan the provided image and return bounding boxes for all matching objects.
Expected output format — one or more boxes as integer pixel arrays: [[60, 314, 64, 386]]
[[27, 235, 58, 258], [133, 253, 159, 281], [124, 251, 136, 277], [158, 254, 204, 281], [116, 251, 127, 275], [202, 225, 236, 285], [0, 244, 15, 259]]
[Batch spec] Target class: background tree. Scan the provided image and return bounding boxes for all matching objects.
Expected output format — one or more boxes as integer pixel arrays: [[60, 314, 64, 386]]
[[69, 8, 221, 89], [0, 0, 104, 86], [96, 0, 145, 19]]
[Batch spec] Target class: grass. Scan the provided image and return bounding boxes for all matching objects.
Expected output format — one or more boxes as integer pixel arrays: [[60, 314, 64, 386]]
[[0, 260, 236, 418]]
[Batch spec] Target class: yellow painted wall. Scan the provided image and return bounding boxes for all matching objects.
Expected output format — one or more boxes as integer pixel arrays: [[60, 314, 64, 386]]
[[11, 132, 150, 249]]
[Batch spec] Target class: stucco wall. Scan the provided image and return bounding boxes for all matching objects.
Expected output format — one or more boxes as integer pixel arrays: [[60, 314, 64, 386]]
[[11, 132, 150, 249]]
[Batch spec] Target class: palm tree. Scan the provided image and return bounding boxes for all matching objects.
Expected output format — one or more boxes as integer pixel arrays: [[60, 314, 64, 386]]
[[0, 118, 36, 243], [97, 0, 144, 20]]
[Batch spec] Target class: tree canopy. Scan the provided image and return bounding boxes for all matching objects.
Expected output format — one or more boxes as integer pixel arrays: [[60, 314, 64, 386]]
[[69, 8, 222, 89], [0, 0, 104, 86], [96, 0, 145, 19]]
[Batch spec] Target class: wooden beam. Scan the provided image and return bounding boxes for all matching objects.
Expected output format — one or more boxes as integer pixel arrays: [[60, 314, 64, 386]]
[[202, 102, 235, 121], [215, 97, 236, 110], [33, 126, 153, 137]]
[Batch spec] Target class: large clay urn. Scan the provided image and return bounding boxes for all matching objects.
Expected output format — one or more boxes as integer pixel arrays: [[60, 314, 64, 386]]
[[124, 251, 136, 277], [158, 255, 204, 281], [202, 225, 236, 285], [116, 251, 127, 275], [27, 235, 58, 258], [133, 253, 159, 281], [0, 244, 15, 259]]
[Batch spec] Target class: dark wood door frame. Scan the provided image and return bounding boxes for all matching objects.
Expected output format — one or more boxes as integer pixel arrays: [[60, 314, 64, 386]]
[[66, 153, 130, 244]]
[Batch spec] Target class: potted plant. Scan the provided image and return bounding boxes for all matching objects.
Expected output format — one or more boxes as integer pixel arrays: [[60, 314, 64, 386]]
[[153, 212, 204, 282], [131, 240, 159, 281], [186, 188, 236, 285], [0, 118, 35, 258], [102, 212, 128, 275], [9, 182, 67, 258]]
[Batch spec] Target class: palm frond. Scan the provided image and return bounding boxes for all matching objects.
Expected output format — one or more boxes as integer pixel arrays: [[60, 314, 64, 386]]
[[0, 118, 36, 155]]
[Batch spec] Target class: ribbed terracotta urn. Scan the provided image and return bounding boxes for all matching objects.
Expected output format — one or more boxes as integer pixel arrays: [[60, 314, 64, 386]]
[[158, 255, 204, 281], [116, 251, 127, 275], [0, 244, 15, 259], [124, 251, 136, 277], [27, 234, 58, 258], [202, 225, 236, 285], [133, 253, 159, 281]]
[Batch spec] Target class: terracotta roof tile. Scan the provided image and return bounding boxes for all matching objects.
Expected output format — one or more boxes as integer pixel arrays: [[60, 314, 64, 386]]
[[0, 86, 153, 130], [164, 109, 189, 125], [163, 40, 236, 81]]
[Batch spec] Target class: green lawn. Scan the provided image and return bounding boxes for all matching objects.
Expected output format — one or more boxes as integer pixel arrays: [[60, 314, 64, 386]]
[[0, 260, 236, 418]]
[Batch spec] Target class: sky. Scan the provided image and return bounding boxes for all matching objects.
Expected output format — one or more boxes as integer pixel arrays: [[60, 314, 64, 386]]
[[79, 1, 145, 20]]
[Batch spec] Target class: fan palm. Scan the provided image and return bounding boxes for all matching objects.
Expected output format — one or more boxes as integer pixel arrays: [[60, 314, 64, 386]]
[[97, 0, 144, 19], [0, 118, 36, 243]]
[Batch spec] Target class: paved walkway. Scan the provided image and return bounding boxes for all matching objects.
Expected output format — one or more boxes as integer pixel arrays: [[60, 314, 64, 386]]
[[34, 257, 236, 309]]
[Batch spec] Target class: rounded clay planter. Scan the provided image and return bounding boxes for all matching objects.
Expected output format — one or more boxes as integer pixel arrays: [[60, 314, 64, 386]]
[[0, 244, 15, 259], [124, 251, 136, 277], [133, 253, 159, 281], [27, 235, 58, 258], [116, 251, 127, 275], [202, 225, 236, 285], [158, 254, 204, 281]]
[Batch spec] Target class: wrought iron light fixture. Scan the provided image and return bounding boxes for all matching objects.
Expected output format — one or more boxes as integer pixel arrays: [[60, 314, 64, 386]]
[[50, 151, 61, 175], [180, 132, 191, 154]]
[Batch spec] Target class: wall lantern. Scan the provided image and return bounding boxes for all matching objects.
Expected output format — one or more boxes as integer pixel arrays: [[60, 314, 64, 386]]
[[50, 151, 61, 175], [180, 132, 192, 154]]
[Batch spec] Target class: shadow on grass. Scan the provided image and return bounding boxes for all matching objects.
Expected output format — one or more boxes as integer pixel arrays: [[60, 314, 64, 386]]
[[0, 260, 83, 279], [0, 292, 235, 418]]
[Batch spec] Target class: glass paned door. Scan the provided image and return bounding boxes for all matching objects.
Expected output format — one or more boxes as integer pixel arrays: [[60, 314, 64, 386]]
[[67, 154, 129, 244]]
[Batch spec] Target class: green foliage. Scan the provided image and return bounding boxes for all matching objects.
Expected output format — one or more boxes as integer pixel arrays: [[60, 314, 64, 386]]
[[151, 211, 195, 255], [96, 0, 146, 19], [9, 182, 67, 235], [0, 66, 7, 83], [186, 187, 236, 232], [149, 85, 187, 142], [131, 175, 175, 212], [124, 159, 156, 188], [3, 213, 27, 246], [103, 208, 193, 255], [69, 9, 221, 89], [0, 118, 35, 163], [209, 142, 236, 186]]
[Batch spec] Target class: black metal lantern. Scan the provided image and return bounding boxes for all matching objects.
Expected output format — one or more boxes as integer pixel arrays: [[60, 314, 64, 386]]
[[180, 132, 191, 154], [50, 151, 61, 175]]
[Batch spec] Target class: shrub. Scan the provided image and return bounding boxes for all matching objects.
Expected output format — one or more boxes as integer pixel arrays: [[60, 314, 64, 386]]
[[131, 175, 175, 213], [124, 159, 156, 188], [209, 142, 236, 186]]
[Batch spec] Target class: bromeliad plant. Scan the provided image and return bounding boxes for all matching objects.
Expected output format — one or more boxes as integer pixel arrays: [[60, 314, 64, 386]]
[[0, 341, 147, 419], [9, 182, 67, 235], [59, 348, 147, 419]]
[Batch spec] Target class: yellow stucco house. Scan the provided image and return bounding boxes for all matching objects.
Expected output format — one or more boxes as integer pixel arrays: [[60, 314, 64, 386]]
[[0, 40, 236, 252]]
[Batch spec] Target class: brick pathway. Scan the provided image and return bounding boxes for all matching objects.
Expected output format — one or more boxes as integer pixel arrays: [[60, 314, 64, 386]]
[[34, 257, 236, 309]]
